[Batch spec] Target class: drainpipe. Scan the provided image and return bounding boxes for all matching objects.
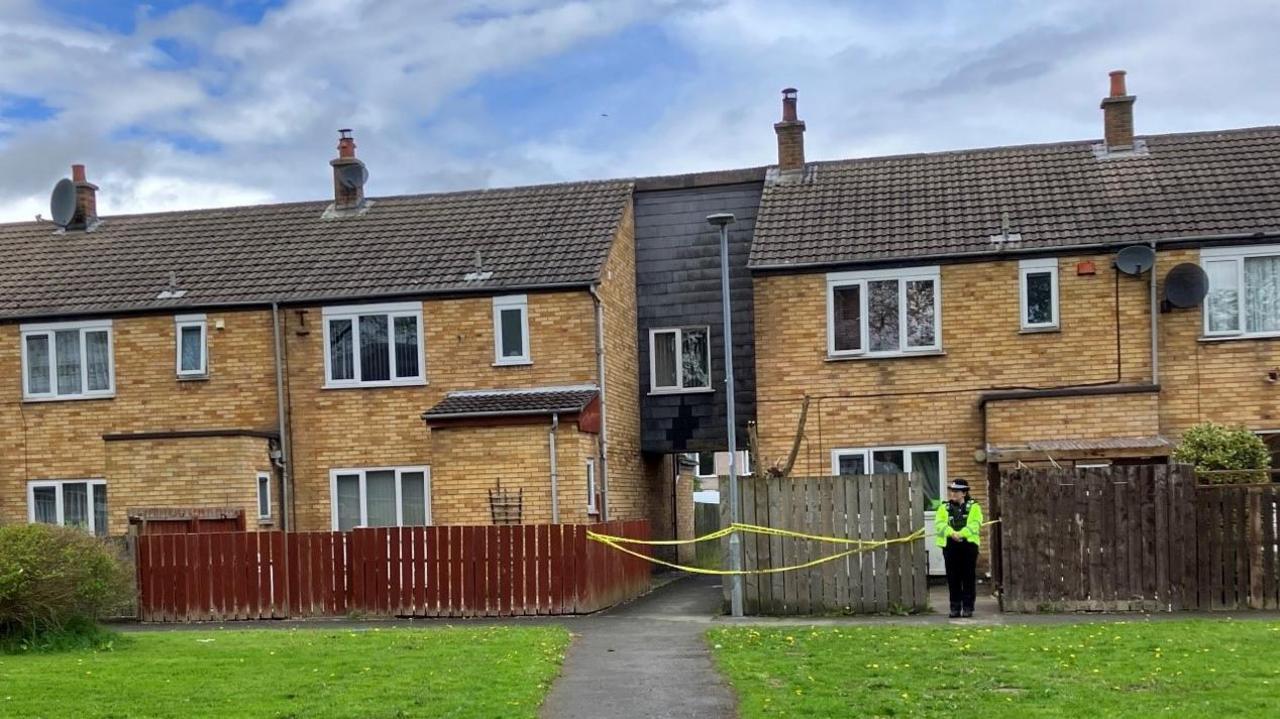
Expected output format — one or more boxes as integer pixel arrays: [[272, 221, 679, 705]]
[[588, 285, 610, 520], [271, 303, 292, 531], [549, 413, 560, 523], [1150, 240, 1159, 386]]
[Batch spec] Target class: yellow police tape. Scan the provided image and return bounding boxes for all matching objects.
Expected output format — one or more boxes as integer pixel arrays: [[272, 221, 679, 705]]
[[585, 520, 1000, 576]]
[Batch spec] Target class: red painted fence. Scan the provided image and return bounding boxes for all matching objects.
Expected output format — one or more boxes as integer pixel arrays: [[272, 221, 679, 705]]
[[135, 520, 651, 622]]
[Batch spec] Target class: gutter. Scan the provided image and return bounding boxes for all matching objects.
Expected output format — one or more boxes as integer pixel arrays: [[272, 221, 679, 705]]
[[422, 405, 593, 422], [549, 413, 560, 523], [271, 303, 292, 532], [588, 284, 610, 521], [747, 230, 1280, 274]]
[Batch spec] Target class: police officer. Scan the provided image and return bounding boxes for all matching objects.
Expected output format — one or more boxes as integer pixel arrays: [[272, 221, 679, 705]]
[[935, 479, 982, 618]]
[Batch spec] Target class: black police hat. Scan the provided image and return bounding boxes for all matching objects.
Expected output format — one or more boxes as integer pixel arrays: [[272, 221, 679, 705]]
[[947, 479, 970, 492]]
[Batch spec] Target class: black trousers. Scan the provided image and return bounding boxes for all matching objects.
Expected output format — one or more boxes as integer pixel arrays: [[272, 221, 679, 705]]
[[943, 540, 978, 612]]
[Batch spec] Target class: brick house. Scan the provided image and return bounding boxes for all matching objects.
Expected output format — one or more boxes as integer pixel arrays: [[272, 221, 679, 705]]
[[747, 73, 1280, 571], [0, 136, 649, 535]]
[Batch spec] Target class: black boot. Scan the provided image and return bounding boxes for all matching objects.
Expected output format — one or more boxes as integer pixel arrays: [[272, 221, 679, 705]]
[[961, 607, 973, 618], [949, 604, 961, 618]]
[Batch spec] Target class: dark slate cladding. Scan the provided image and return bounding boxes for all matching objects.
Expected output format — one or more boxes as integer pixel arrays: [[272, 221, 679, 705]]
[[634, 181, 763, 454]]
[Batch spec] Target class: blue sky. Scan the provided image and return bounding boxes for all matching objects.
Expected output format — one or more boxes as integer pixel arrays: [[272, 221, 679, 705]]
[[0, 0, 1277, 221]]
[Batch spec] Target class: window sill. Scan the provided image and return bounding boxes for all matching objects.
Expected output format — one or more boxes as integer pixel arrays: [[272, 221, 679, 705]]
[[493, 359, 533, 367], [258, 518, 274, 526], [177, 374, 210, 382], [648, 387, 715, 396], [323, 379, 428, 390], [1019, 326, 1060, 335], [1199, 334, 1280, 343], [825, 350, 946, 362], [22, 393, 115, 404]]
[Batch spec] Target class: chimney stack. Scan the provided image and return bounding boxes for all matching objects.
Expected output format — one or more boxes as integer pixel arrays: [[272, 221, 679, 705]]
[[330, 129, 366, 210], [774, 88, 806, 174], [1100, 70, 1136, 150], [71, 164, 98, 227]]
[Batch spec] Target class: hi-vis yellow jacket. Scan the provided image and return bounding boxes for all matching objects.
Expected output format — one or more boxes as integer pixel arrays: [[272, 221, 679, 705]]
[[934, 500, 983, 548]]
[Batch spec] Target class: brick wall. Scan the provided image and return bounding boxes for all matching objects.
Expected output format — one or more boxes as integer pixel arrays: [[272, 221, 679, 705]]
[[0, 310, 278, 530], [986, 392, 1159, 446]]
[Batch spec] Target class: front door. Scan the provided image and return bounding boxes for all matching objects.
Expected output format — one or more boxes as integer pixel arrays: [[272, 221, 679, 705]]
[[832, 444, 946, 575]]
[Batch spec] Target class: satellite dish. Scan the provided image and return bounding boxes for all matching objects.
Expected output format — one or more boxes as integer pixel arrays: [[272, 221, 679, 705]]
[[1164, 263, 1209, 309], [1114, 245, 1155, 275], [338, 162, 368, 190], [50, 178, 76, 227]]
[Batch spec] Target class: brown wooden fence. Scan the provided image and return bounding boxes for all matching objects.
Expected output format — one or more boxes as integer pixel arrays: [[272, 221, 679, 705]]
[[994, 464, 1280, 611], [135, 520, 651, 622], [720, 474, 928, 615]]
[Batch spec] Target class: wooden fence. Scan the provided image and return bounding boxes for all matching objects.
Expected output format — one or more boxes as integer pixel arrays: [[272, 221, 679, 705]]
[[135, 520, 651, 622], [720, 474, 928, 615], [994, 464, 1280, 611]]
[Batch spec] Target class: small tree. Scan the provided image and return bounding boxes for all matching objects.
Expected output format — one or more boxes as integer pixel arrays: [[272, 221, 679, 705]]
[[1172, 422, 1271, 484]]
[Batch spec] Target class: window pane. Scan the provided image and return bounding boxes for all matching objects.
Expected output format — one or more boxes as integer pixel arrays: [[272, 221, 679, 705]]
[[586, 462, 597, 509], [681, 328, 710, 389], [832, 285, 862, 351], [55, 330, 82, 395], [93, 485, 108, 537], [837, 453, 866, 476], [394, 316, 420, 378], [329, 319, 354, 381], [258, 476, 270, 518], [698, 452, 716, 476], [25, 334, 50, 394], [1245, 256, 1280, 334], [400, 471, 427, 526], [871, 449, 905, 474], [179, 326, 203, 372], [33, 486, 57, 524], [335, 474, 361, 531], [500, 308, 524, 358], [365, 470, 397, 527], [86, 331, 110, 390], [906, 279, 937, 346], [1025, 272, 1054, 325], [910, 450, 942, 510], [868, 279, 900, 352], [1206, 260, 1240, 332], [63, 482, 88, 529], [653, 331, 677, 387], [359, 315, 390, 382]]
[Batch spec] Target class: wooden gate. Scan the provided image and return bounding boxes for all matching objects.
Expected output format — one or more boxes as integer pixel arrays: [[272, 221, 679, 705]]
[[720, 473, 928, 615], [1193, 483, 1280, 610]]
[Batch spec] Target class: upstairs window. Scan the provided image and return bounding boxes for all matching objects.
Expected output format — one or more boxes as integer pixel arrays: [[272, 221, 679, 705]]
[[1019, 258, 1059, 330], [323, 303, 425, 388], [21, 320, 114, 401], [175, 314, 208, 377], [649, 327, 711, 393], [827, 268, 940, 357], [492, 295, 531, 365], [1202, 245, 1280, 338], [29, 479, 108, 536]]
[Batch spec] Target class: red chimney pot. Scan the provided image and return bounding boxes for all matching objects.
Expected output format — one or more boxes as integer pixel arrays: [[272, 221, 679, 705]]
[[71, 164, 86, 182], [1109, 70, 1127, 97]]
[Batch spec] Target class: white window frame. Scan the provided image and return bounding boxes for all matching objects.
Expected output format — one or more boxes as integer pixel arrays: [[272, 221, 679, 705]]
[[1019, 258, 1059, 331], [256, 471, 272, 520], [586, 459, 598, 514], [695, 452, 716, 478], [27, 479, 107, 535], [830, 444, 947, 504], [826, 267, 942, 358], [20, 319, 115, 401], [321, 302, 426, 388], [492, 294, 531, 366], [648, 326, 713, 394], [1201, 244, 1280, 339], [175, 314, 208, 378], [328, 466, 432, 530]]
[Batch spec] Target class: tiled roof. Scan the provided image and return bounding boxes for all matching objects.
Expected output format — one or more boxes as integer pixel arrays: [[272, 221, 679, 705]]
[[423, 386, 598, 420], [750, 127, 1280, 269], [0, 180, 632, 319]]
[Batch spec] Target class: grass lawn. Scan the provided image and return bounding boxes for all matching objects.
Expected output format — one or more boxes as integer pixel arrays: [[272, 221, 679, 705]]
[[0, 624, 570, 719], [710, 620, 1280, 718]]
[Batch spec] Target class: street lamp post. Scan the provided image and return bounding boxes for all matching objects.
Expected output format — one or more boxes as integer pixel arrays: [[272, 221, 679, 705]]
[[706, 211, 742, 618]]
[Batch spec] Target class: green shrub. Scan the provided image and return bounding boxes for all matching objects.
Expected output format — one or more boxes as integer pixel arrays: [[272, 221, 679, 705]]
[[0, 524, 133, 647], [1172, 422, 1272, 484]]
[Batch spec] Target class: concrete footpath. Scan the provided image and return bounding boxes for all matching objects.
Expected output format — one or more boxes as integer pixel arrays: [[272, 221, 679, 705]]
[[539, 573, 737, 719]]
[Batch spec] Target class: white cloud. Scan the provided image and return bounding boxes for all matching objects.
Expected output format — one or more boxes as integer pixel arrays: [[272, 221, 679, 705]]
[[0, 0, 1276, 221]]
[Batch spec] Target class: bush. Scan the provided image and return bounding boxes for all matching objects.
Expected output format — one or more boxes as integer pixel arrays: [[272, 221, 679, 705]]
[[0, 524, 133, 647], [1172, 422, 1272, 484]]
